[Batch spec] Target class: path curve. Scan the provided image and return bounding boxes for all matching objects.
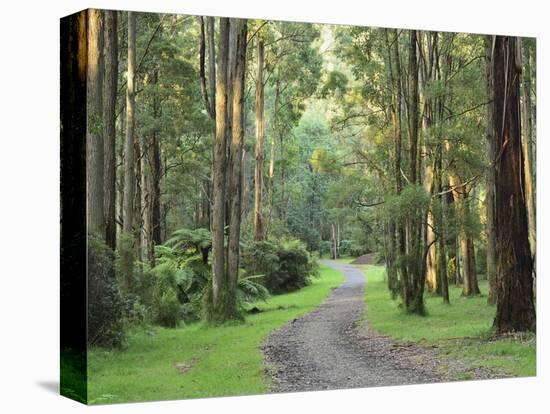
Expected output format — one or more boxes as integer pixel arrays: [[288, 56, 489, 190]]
[[262, 260, 440, 392]]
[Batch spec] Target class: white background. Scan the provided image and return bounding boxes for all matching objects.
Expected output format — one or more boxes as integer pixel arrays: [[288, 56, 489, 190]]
[[0, 0, 547, 412]]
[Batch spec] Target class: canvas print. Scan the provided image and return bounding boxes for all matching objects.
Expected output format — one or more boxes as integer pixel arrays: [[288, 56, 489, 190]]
[[60, 8, 537, 405]]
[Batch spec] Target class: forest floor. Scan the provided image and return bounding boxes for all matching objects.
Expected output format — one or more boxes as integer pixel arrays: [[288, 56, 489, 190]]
[[263, 261, 528, 393]]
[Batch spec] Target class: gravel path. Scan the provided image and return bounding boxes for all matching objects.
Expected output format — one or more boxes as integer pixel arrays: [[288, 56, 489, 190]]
[[263, 260, 506, 393]]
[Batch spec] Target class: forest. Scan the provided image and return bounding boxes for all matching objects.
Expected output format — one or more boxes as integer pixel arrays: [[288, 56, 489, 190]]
[[60, 9, 536, 404]]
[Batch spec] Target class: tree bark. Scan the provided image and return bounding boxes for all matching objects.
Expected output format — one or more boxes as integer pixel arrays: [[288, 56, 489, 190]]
[[485, 36, 497, 305], [210, 17, 230, 319], [123, 11, 136, 235], [331, 223, 337, 260], [86, 9, 105, 237], [492, 36, 536, 333], [103, 10, 118, 250], [435, 148, 449, 303], [388, 29, 410, 308], [253, 40, 265, 241], [140, 135, 151, 261], [406, 30, 426, 314], [521, 40, 536, 260], [134, 137, 142, 263], [198, 17, 214, 119], [386, 220, 399, 298], [207, 17, 217, 119], [267, 78, 280, 227], [227, 19, 248, 299]]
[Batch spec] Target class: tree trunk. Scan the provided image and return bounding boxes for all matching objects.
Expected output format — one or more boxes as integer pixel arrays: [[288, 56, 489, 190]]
[[492, 36, 535, 333], [123, 11, 136, 235], [140, 136, 151, 262], [253, 40, 265, 241], [388, 29, 410, 308], [141, 68, 162, 264], [134, 137, 142, 263], [386, 220, 399, 298], [425, 211, 437, 293], [331, 223, 337, 260], [435, 148, 449, 303], [267, 78, 280, 227], [406, 30, 426, 314], [207, 17, 217, 119], [420, 31, 438, 295], [150, 133, 162, 247], [102, 10, 118, 249], [521, 40, 536, 260], [336, 221, 341, 259], [210, 17, 230, 321], [227, 19, 248, 302], [485, 36, 497, 305], [448, 173, 480, 296], [86, 9, 104, 237]]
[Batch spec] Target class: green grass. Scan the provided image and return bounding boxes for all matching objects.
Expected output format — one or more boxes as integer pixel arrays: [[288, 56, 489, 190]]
[[360, 264, 536, 378], [87, 265, 344, 404], [61, 350, 87, 403]]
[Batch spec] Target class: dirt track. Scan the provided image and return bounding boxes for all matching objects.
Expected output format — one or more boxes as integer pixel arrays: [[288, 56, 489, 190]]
[[263, 260, 441, 392]]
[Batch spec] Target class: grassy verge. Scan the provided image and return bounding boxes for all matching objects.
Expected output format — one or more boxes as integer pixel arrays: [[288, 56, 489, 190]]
[[87, 265, 344, 404], [360, 264, 535, 378]]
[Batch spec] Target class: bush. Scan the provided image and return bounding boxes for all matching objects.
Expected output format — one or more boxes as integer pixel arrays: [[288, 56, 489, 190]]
[[150, 261, 182, 327], [87, 235, 128, 347], [242, 238, 318, 294], [319, 240, 332, 258], [149, 233, 270, 326], [339, 239, 352, 256]]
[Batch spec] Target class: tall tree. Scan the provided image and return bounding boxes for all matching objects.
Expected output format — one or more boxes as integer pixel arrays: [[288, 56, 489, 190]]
[[103, 10, 118, 249], [123, 11, 136, 235], [254, 39, 266, 241], [227, 19, 248, 300], [210, 17, 230, 321], [485, 35, 497, 305], [521, 40, 536, 259], [86, 9, 105, 236], [492, 36, 535, 333]]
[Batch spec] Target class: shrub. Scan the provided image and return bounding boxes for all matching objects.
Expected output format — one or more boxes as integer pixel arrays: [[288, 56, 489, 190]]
[[150, 260, 183, 327], [242, 238, 318, 294], [149, 231, 270, 326], [339, 239, 352, 256], [87, 235, 127, 347], [319, 240, 332, 258]]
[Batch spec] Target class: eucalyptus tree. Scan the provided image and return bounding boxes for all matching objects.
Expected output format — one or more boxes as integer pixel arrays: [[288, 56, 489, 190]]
[[123, 11, 136, 235], [491, 36, 535, 333], [103, 10, 118, 249], [87, 9, 105, 237]]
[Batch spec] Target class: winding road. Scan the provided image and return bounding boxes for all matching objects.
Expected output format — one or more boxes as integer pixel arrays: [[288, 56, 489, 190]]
[[263, 260, 441, 392]]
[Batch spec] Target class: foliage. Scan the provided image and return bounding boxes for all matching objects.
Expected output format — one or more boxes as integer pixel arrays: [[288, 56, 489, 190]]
[[147, 228, 271, 325], [88, 235, 128, 348], [150, 261, 182, 327], [164, 227, 212, 254], [241, 238, 319, 293]]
